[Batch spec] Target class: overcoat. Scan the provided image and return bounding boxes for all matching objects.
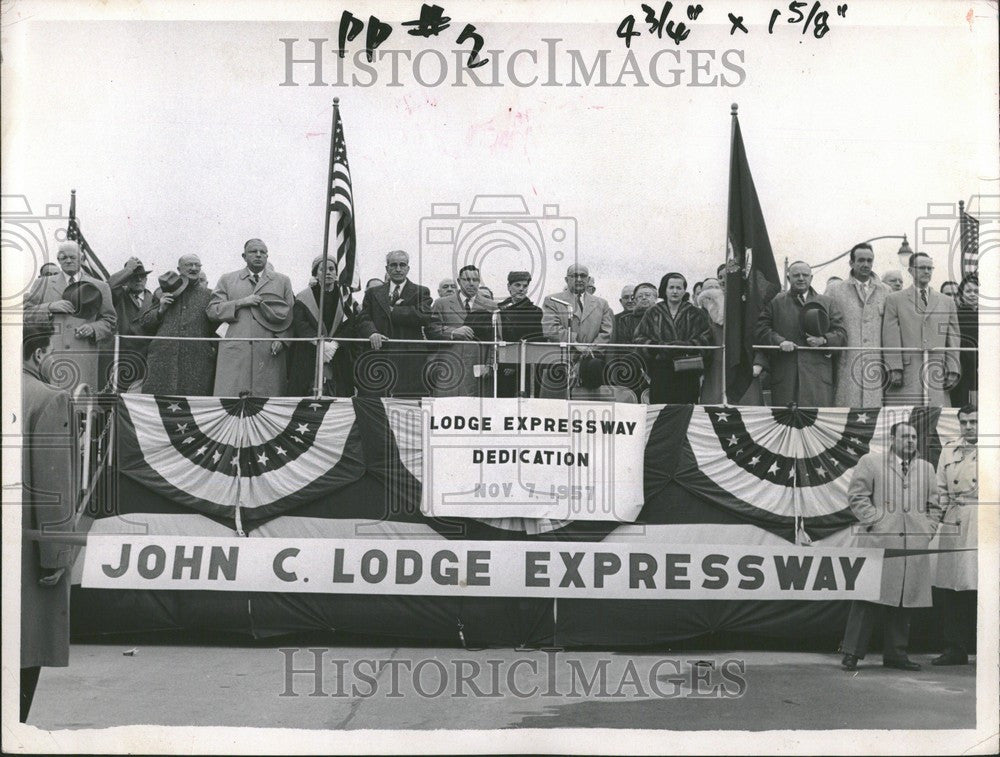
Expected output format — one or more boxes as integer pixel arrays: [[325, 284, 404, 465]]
[[847, 451, 940, 607], [427, 292, 497, 396], [634, 300, 714, 404], [24, 271, 117, 392], [287, 286, 359, 397], [21, 368, 74, 668], [934, 438, 978, 591], [207, 267, 295, 396], [882, 286, 960, 406], [826, 276, 888, 407], [754, 288, 847, 407], [140, 283, 217, 396]]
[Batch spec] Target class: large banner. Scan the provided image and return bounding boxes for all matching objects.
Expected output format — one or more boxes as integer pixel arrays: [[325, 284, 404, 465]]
[[421, 398, 647, 521], [82, 535, 884, 601]]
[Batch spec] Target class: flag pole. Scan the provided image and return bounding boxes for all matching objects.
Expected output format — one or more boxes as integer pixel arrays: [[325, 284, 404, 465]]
[[314, 98, 341, 398], [722, 103, 738, 405]]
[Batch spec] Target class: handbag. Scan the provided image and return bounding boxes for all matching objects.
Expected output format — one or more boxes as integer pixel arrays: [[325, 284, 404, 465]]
[[672, 355, 704, 373]]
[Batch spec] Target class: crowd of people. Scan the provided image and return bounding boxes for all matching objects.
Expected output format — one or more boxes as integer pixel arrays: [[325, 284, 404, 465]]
[[23, 239, 978, 408]]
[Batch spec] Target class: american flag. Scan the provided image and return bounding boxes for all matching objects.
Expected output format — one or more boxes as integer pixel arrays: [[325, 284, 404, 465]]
[[960, 207, 979, 279], [325, 107, 356, 293], [66, 190, 109, 281]]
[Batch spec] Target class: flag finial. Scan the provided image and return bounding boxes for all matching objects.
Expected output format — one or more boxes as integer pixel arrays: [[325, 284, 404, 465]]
[[333, 97, 340, 106], [731, 103, 739, 115]]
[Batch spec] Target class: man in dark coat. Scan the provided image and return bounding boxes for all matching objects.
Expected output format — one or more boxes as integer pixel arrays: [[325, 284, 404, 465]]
[[287, 256, 359, 397], [754, 261, 847, 407], [139, 255, 217, 396], [466, 270, 544, 397], [106, 256, 154, 391], [355, 250, 433, 397], [610, 281, 656, 400], [949, 274, 978, 408], [21, 325, 75, 721]]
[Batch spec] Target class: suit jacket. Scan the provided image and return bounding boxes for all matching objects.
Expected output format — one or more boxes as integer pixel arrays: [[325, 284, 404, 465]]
[[207, 267, 295, 396], [427, 292, 497, 396], [754, 288, 847, 407], [24, 271, 117, 392], [882, 285, 960, 406], [541, 290, 614, 350], [848, 451, 939, 607], [356, 280, 432, 396], [21, 367, 74, 667]]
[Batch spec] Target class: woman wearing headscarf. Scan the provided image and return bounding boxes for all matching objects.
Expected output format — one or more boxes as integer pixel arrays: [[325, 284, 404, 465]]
[[287, 256, 359, 397], [635, 272, 713, 404]]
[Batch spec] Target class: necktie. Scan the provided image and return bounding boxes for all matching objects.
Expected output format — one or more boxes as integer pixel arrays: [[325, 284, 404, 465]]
[[901, 459, 909, 476], [920, 290, 928, 308], [392, 285, 401, 303], [464, 297, 471, 313], [576, 294, 584, 314], [797, 293, 806, 307], [251, 273, 260, 287], [133, 294, 143, 310]]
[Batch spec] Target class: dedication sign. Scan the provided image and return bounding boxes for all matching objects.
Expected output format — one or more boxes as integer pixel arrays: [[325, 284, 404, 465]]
[[422, 398, 646, 521]]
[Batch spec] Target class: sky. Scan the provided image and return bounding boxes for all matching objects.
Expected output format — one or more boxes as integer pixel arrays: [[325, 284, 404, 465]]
[[2, 0, 998, 308]]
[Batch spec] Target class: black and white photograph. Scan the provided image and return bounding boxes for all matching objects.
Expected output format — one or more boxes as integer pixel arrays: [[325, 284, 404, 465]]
[[2, 0, 998, 753]]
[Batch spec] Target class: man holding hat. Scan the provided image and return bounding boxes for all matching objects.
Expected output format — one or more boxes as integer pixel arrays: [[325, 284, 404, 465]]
[[106, 256, 154, 391], [207, 239, 295, 396], [23, 240, 117, 392], [754, 260, 846, 407], [140, 254, 218, 396]]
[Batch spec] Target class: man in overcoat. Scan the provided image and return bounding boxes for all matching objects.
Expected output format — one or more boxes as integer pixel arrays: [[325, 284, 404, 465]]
[[754, 261, 847, 407], [207, 239, 295, 396], [840, 421, 940, 671], [931, 405, 978, 665], [106, 256, 154, 391], [21, 325, 75, 721], [882, 252, 960, 406], [23, 240, 117, 392], [140, 256, 217, 396], [355, 250, 433, 397], [427, 264, 497, 397], [540, 263, 614, 397], [826, 243, 889, 407]]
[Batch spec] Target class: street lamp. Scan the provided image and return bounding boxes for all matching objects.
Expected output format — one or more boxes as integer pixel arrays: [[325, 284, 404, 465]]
[[896, 235, 913, 271]]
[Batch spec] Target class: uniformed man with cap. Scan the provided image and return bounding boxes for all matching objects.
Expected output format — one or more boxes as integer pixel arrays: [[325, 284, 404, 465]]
[[931, 404, 979, 665]]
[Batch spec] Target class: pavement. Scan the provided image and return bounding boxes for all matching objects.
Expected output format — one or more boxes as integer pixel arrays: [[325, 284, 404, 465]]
[[25, 643, 977, 731]]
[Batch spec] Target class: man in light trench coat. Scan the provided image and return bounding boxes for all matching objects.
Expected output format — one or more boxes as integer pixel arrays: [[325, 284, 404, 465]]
[[840, 420, 940, 671], [931, 405, 978, 665], [207, 239, 295, 396]]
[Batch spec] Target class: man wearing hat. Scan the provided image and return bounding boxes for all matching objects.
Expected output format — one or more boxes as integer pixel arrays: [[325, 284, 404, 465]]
[[427, 264, 498, 397], [465, 270, 544, 397], [23, 240, 117, 392], [207, 239, 295, 396], [140, 254, 218, 396], [754, 261, 846, 407], [106, 256, 154, 391]]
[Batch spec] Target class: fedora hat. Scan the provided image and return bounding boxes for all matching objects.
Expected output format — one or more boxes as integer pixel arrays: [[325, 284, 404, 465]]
[[128, 261, 154, 278], [157, 270, 189, 297], [61, 280, 103, 321], [252, 290, 294, 333], [800, 301, 830, 338]]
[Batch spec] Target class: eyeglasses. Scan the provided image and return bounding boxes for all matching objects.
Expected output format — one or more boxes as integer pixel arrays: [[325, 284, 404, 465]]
[[913, 266, 934, 271], [386, 263, 409, 269]]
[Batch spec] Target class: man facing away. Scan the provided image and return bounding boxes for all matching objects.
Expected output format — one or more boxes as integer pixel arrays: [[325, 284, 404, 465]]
[[840, 421, 939, 671]]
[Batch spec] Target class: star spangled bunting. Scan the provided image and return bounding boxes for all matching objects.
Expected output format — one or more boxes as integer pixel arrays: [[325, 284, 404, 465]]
[[327, 107, 356, 292]]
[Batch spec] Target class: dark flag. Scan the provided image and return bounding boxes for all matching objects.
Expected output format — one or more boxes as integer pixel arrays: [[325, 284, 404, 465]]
[[960, 205, 979, 279], [724, 112, 781, 403]]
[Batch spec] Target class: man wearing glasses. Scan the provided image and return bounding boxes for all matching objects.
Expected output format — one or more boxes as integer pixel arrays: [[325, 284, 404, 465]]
[[882, 252, 961, 406]]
